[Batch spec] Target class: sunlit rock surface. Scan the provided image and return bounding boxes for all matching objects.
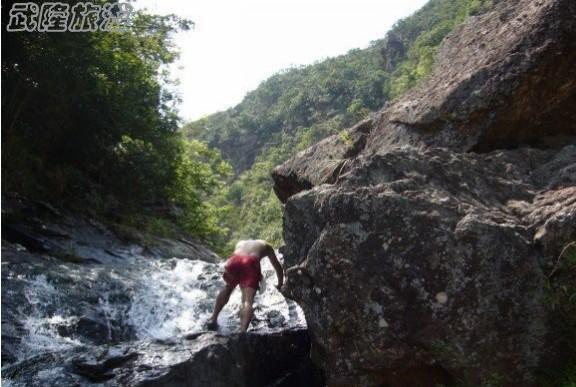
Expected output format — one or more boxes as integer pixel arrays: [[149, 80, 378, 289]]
[[273, 0, 576, 204]]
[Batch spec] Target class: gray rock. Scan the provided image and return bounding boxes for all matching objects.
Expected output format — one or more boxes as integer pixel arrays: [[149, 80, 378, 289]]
[[276, 145, 575, 386], [273, 119, 373, 203], [145, 237, 221, 263], [3, 329, 322, 387], [370, 0, 576, 153]]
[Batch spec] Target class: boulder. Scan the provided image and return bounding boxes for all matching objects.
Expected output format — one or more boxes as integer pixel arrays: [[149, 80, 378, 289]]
[[276, 145, 575, 386], [272, 119, 373, 203], [371, 0, 576, 153], [3, 329, 324, 387]]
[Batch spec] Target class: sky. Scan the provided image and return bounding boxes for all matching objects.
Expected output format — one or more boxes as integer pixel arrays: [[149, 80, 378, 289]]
[[135, 0, 429, 121]]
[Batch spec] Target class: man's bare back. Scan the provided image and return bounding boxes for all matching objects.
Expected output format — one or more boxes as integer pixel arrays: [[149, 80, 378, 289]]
[[234, 239, 268, 259]]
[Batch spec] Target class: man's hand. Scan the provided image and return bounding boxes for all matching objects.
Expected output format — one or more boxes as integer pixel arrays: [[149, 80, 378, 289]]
[[266, 243, 284, 292]]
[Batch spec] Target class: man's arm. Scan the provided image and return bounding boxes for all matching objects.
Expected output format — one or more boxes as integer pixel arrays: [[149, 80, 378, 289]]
[[265, 243, 283, 289]]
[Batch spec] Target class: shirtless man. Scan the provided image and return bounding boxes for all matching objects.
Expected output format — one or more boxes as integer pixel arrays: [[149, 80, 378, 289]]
[[206, 239, 283, 332]]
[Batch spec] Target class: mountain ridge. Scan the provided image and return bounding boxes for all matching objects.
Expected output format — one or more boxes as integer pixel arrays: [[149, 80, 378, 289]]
[[184, 0, 500, 248]]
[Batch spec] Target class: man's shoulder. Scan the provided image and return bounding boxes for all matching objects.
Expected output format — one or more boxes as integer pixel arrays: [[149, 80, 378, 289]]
[[235, 239, 270, 257], [247, 239, 269, 248]]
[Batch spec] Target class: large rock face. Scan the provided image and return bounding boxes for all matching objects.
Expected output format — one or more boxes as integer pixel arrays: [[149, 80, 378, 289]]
[[272, 0, 576, 385], [373, 0, 576, 153], [277, 145, 575, 386]]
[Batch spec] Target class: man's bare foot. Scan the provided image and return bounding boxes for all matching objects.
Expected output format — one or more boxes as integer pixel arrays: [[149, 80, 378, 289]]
[[205, 320, 218, 331]]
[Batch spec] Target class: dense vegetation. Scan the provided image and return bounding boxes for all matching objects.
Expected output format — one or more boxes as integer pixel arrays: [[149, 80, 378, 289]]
[[184, 0, 498, 251], [1, 0, 231, 247]]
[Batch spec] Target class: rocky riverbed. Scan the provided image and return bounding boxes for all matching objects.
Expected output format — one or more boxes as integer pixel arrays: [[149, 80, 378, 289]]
[[1, 196, 321, 386]]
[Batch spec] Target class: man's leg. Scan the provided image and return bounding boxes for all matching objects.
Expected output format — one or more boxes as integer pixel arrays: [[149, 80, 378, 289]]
[[239, 287, 257, 332], [209, 284, 235, 326]]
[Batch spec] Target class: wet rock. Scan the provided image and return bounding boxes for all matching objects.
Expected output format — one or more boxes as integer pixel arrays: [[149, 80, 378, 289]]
[[2, 224, 53, 253], [267, 359, 326, 387], [75, 310, 129, 345], [265, 310, 287, 328], [145, 237, 221, 263], [71, 351, 139, 382], [5, 330, 323, 387], [71, 360, 117, 382], [131, 329, 314, 387], [2, 352, 76, 383]]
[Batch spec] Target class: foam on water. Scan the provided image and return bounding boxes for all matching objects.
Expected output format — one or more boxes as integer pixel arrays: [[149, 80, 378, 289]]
[[18, 275, 83, 359], [127, 259, 217, 338], [11, 255, 305, 362], [127, 256, 306, 337]]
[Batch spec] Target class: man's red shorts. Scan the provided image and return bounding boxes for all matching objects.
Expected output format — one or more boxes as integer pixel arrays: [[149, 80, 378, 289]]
[[223, 254, 262, 289]]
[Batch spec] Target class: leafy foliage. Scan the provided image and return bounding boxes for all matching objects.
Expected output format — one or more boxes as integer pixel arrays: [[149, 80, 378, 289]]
[[1, 0, 229, 247], [388, 0, 496, 97], [185, 47, 387, 173]]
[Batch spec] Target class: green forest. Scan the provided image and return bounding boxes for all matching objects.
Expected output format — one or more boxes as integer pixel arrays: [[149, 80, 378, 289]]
[[2, 0, 496, 254], [2, 0, 232, 248]]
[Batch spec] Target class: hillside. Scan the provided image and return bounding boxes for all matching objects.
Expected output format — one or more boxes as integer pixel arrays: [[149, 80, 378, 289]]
[[184, 0, 499, 249]]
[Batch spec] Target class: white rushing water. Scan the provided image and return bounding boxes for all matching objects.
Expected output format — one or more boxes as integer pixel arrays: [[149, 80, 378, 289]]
[[127, 256, 306, 337], [19, 275, 83, 358], [12, 255, 305, 361]]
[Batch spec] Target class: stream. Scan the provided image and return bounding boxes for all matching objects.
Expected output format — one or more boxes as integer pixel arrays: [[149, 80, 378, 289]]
[[1, 201, 309, 386]]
